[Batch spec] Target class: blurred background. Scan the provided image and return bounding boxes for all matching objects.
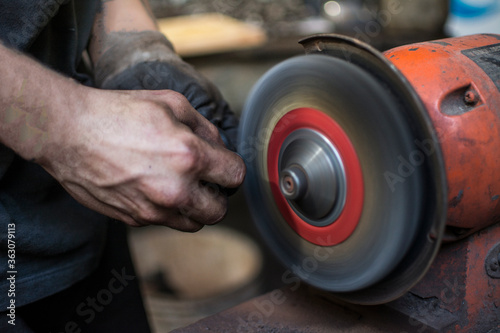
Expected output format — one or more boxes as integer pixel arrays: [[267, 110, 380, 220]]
[[127, 0, 500, 331]]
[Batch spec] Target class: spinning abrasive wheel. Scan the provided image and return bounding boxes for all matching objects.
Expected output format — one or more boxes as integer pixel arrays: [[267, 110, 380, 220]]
[[238, 35, 448, 304]]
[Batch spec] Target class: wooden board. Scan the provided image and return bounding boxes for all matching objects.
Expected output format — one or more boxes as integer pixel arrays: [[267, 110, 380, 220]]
[[157, 13, 267, 57]]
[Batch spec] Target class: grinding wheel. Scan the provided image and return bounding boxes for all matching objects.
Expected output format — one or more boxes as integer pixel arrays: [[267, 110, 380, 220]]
[[238, 50, 447, 304]]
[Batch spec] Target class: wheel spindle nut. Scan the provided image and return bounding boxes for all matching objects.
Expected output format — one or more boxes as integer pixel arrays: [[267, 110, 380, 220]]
[[283, 175, 294, 193], [280, 166, 307, 201]]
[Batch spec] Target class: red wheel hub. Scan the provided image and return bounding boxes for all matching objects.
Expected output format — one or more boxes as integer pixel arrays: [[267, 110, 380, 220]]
[[267, 108, 364, 246]]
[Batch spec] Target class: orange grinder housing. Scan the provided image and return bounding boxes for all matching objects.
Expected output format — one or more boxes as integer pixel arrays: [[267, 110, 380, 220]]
[[385, 34, 500, 240], [240, 33, 500, 329], [302, 33, 500, 241], [292, 33, 500, 329]]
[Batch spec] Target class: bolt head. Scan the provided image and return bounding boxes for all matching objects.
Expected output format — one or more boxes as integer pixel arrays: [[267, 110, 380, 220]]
[[464, 90, 479, 106], [490, 257, 499, 271]]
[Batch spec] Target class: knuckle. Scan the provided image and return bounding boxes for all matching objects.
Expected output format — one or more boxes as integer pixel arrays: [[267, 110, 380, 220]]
[[177, 137, 203, 174], [206, 123, 221, 142], [166, 91, 190, 109], [137, 98, 165, 116], [160, 187, 187, 210], [182, 151, 199, 174], [139, 181, 167, 205], [136, 206, 162, 224], [153, 181, 192, 211], [172, 189, 191, 209]]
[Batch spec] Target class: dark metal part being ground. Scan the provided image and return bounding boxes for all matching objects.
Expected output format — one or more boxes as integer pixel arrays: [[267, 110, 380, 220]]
[[172, 222, 500, 333], [485, 242, 500, 279], [171, 284, 437, 333]]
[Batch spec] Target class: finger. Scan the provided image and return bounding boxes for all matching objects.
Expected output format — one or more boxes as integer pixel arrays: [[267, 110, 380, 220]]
[[173, 100, 225, 147], [132, 173, 228, 227], [61, 181, 144, 227], [114, 187, 210, 231], [156, 213, 205, 232], [176, 181, 229, 225], [194, 137, 246, 189], [62, 177, 206, 231]]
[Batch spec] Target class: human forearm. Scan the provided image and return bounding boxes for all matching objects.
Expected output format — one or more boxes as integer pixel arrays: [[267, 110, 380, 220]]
[[0, 41, 245, 229], [0, 43, 87, 163], [89, 0, 158, 65], [89, 0, 172, 87]]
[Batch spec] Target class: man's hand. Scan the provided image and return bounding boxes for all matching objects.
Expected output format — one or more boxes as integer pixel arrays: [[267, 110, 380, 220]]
[[90, 1, 240, 149], [40, 88, 245, 231], [0, 0, 247, 232], [93, 30, 240, 150]]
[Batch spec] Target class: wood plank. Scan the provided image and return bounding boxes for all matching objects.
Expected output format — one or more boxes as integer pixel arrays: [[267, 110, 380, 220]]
[[158, 13, 267, 57]]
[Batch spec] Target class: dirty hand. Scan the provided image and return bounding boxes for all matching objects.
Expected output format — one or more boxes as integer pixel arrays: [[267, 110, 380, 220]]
[[41, 88, 246, 231], [95, 31, 239, 150]]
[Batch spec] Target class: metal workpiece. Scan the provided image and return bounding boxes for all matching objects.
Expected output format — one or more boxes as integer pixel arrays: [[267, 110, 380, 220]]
[[175, 224, 500, 333], [173, 284, 436, 333]]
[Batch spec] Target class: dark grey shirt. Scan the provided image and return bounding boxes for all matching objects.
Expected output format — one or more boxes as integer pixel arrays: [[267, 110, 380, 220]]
[[0, 0, 109, 308]]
